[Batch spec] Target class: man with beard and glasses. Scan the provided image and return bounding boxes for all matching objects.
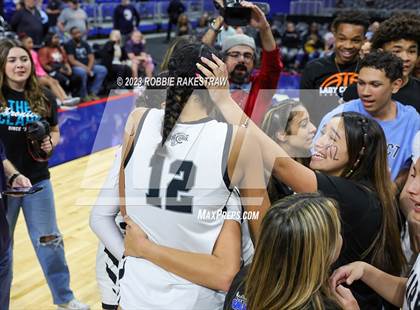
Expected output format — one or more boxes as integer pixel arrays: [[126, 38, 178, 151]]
[[300, 10, 369, 125], [214, 1, 282, 125]]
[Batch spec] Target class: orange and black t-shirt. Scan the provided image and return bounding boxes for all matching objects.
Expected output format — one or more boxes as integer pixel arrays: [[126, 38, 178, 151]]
[[299, 54, 359, 125]]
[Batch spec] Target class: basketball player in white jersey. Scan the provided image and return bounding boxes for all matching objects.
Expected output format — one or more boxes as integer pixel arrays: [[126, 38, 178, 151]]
[[90, 43, 269, 309], [93, 152, 252, 309]]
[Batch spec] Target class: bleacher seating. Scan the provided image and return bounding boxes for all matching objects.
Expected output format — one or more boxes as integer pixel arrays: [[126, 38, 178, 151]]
[[80, 3, 97, 23], [1, 0, 217, 38], [100, 3, 119, 22], [335, 0, 419, 10], [290, 0, 323, 15]]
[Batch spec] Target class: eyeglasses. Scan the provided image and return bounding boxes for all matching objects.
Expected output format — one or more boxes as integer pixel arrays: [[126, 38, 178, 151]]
[[226, 51, 255, 62]]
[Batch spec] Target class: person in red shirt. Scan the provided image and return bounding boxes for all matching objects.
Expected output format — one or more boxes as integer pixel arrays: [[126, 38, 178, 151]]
[[204, 1, 283, 125]]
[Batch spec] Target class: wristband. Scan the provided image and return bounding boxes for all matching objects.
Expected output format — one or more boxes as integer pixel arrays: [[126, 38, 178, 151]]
[[8, 173, 21, 187], [210, 21, 222, 34]]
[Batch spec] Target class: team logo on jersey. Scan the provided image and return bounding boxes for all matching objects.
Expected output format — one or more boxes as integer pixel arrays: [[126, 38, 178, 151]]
[[231, 291, 247, 310], [319, 72, 358, 96], [170, 132, 189, 146]]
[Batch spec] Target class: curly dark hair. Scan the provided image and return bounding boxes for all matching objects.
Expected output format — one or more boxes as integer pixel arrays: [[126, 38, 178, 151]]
[[160, 43, 220, 151], [371, 13, 420, 53], [332, 10, 370, 33], [359, 50, 403, 82]]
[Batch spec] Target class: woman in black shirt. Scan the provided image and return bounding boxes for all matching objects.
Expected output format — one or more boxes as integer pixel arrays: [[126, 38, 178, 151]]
[[198, 55, 406, 309]]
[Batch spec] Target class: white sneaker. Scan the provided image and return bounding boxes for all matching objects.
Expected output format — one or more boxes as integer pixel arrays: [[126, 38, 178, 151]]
[[59, 105, 77, 110], [62, 97, 81, 106], [57, 298, 90, 310]]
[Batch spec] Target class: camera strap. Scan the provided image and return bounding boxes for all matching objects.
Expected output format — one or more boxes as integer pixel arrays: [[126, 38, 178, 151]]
[[26, 136, 52, 162]]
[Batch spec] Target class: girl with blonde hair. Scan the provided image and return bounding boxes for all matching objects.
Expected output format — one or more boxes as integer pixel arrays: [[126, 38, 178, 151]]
[[224, 193, 356, 310]]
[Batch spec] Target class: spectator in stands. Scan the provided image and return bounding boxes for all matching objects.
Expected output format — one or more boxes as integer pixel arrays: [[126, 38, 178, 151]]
[[113, 0, 140, 44], [202, 2, 282, 125], [194, 12, 209, 40], [300, 11, 369, 124], [125, 29, 154, 78], [58, 0, 88, 38], [39, 32, 82, 98], [10, 0, 45, 46], [365, 21, 379, 41], [323, 24, 335, 57], [298, 22, 324, 66], [165, 0, 185, 42], [37, 0, 49, 33], [65, 26, 107, 101], [20, 33, 79, 106], [316, 51, 419, 190], [344, 13, 420, 113], [100, 30, 132, 88], [280, 21, 301, 71], [268, 19, 281, 47], [46, 0, 64, 35], [177, 14, 190, 36]]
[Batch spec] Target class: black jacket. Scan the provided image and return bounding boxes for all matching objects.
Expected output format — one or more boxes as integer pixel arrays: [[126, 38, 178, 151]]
[[11, 7, 45, 45], [100, 40, 128, 71]]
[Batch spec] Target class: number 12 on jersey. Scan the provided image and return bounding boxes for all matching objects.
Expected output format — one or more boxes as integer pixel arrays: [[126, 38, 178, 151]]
[[145, 154, 196, 214]]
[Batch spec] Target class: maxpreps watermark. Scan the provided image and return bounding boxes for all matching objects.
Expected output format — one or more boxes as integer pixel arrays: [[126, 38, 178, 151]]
[[117, 76, 229, 88], [197, 209, 260, 221]]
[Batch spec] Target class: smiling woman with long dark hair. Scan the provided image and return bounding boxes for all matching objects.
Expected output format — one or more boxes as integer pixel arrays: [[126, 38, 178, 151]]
[[198, 53, 406, 309]]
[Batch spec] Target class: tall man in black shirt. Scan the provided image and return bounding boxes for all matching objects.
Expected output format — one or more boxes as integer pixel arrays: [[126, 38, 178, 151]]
[[343, 13, 420, 113], [113, 0, 140, 43], [10, 0, 45, 46], [65, 27, 108, 101], [300, 11, 369, 124], [165, 0, 185, 42]]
